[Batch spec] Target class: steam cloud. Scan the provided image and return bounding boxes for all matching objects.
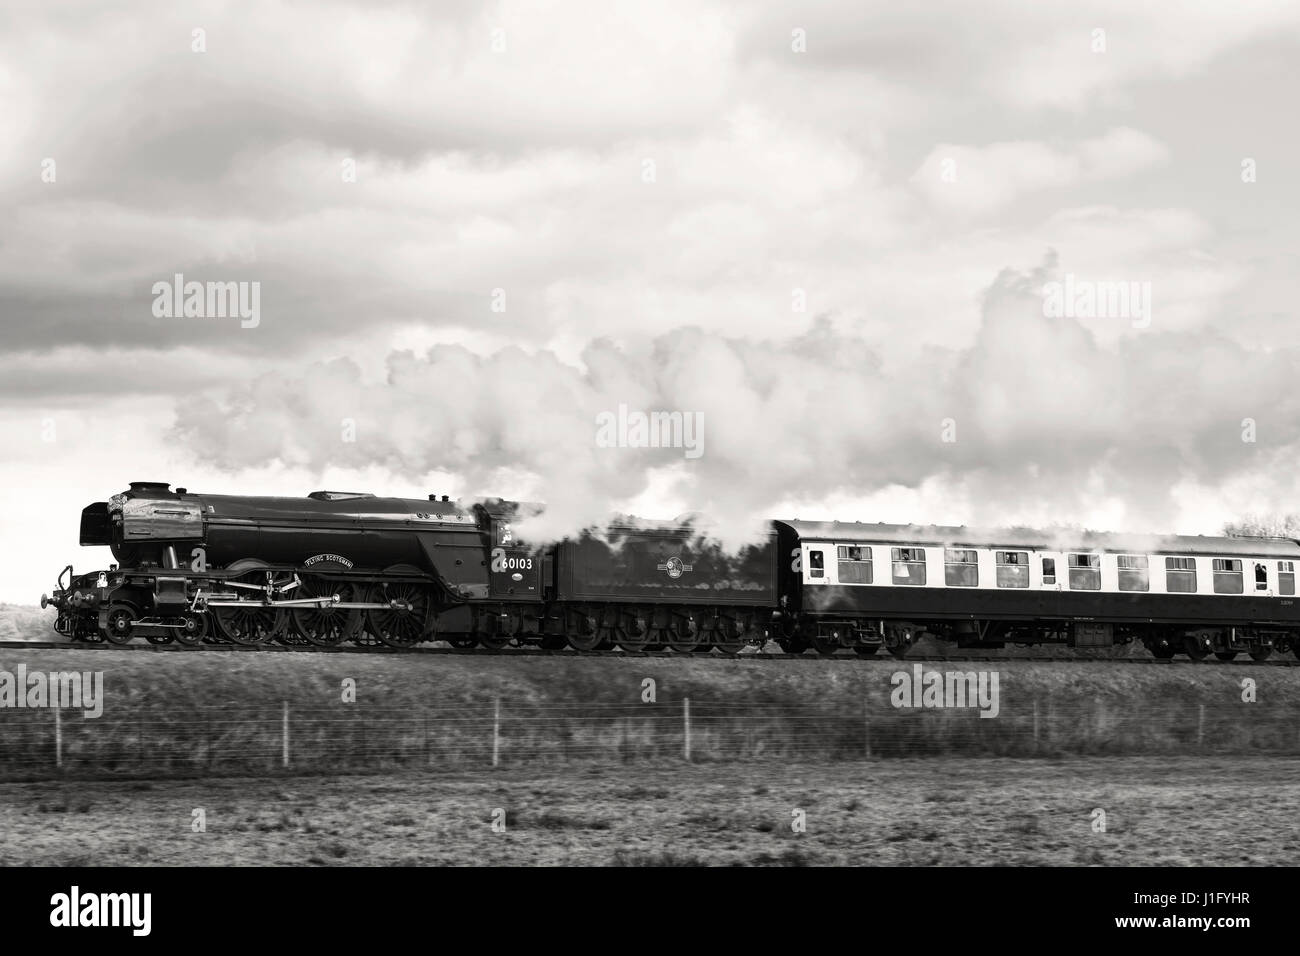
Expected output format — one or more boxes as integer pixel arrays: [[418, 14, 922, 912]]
[[172, 262, 1300, 546]]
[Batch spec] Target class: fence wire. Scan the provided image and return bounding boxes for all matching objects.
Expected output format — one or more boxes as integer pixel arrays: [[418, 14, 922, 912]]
[[1, 694, 1297, 781]]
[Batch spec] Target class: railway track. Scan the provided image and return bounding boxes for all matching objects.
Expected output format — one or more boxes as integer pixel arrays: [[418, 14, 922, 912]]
[[3, 639, 1299, 665]]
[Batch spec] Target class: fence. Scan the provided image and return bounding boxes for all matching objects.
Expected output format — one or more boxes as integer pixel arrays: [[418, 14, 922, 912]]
[[3, 693, 1299, 781]]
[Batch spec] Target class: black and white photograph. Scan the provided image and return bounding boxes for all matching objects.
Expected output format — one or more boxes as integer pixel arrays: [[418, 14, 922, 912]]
[[0, 0, 1295, 937]]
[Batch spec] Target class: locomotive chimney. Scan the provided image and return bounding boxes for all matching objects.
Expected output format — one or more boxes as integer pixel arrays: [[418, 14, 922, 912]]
[[129, 481, 172, 494]]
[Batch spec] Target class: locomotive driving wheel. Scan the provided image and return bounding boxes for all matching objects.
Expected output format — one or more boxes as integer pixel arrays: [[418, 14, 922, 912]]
[[291, 575, 362, 647], [366, 566, 431, 648], [211, 565, 288, 646]]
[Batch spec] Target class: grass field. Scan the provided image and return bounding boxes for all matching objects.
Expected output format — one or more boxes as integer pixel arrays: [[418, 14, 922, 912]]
[[2, 756, 1296, 865], [3, 638, 1297, 866], [0, 645, 1298, 781]]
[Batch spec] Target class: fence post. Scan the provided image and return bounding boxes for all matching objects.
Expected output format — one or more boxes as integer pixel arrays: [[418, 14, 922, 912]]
[[683, 697, 692, 762], [1033, 699, 1040, 751], [492, 697, 500, 768], [54, 706, 62, 770], [864, 702, 872, 759], [1197, 704, 1205, 749], [208, 714, 214, 770], [424, 712, 430, 767], [282, 700, 290, 769]]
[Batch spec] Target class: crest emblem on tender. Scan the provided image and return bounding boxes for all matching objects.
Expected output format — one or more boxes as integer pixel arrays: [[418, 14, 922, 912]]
[[657, 555, 693, 579]]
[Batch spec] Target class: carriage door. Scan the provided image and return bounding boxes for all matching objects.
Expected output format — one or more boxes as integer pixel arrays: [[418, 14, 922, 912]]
[[803, 545, 828, 585], [1254, 562, 1271, 595], [489, 518, 542, 598]]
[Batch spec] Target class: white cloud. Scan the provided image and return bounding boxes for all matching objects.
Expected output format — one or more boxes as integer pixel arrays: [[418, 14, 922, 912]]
[[911, 128, 1170, 215]]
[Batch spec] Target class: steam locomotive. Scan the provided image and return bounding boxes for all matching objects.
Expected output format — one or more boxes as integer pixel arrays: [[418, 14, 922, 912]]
[[41, 481, 1300, 661]]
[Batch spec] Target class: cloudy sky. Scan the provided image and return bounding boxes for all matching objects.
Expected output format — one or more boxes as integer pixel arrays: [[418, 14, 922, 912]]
[[2, 0, 1298, 602]]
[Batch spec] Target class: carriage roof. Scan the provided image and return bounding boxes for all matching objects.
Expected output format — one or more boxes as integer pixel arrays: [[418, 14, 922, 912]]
[[776, 520, 1300, 558]]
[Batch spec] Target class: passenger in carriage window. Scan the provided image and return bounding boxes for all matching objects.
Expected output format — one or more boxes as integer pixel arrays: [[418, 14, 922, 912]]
[[809, 550, 824, 579]]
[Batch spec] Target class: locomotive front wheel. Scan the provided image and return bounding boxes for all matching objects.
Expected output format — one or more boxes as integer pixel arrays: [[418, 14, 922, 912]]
[[102, 605, 136, 645], [1249, 646, 1273, 662], [175, 612, 208, 647], [1182, 636, 1208, 661], [854, 645, 880, 657], [1214, 651, 1238, 662]]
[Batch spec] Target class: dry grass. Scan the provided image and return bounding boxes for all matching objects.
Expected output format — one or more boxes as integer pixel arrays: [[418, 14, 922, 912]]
[[2, 756, 1296, 866], [2, 647, 1299, 780]]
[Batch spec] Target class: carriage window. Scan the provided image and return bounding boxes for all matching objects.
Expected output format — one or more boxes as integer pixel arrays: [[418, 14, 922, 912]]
[[891, 547, 927, 586], [1212, 558, 1243, 594], [1068, 553, 1101, 590], [1280, 561, 1295, 596], [993, 551, 1029, 588], [1117, 554, 1149, 592], [944, 548, 979, 587], [837, 545, 872, 585], [1255, 563, 1269, 591], [1041, 557, 1056, 585], [808, 549, 824, 579], [1166, 556, 1196, 592]]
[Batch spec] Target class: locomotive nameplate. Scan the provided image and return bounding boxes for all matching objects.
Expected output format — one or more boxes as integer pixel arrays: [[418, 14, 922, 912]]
[[304, 553, 354, 568]]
